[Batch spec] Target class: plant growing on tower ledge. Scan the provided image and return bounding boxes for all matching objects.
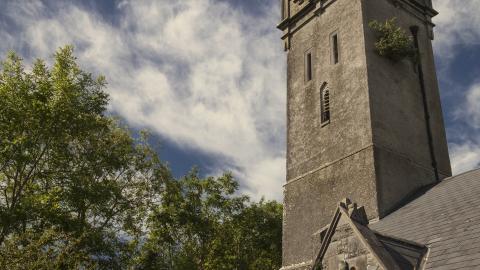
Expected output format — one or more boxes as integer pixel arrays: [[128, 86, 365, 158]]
[[369, 18, 417, 62]]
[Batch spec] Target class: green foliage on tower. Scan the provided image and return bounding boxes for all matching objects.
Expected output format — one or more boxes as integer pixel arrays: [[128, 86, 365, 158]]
[[369, 18, 417, 62], [0, 47, 282, 269]]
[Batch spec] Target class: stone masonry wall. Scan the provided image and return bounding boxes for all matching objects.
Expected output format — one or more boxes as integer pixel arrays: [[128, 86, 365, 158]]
[[321, 224, 383, 270], [282, 0, 450, 267], [283, 147, 378, 265], [362, 0, 452, 216], [284, 0, 374, 266]]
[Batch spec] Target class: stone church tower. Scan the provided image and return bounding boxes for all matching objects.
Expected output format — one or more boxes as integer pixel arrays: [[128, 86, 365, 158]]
[[277, 0, 452, 268]]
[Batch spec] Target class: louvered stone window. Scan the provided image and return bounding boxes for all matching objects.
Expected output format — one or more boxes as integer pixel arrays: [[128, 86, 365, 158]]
[[321, 85, 330, 124]]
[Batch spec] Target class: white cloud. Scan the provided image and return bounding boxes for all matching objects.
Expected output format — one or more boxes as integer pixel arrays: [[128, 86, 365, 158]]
[[6, 0, 478, 200], [0, 0, 286, 200], [465, 83, 480, 129], [433, 0, 480, 62], [432, 0, 480, 175], [447, 82, 480, 175], [450, 142, 480, 175]]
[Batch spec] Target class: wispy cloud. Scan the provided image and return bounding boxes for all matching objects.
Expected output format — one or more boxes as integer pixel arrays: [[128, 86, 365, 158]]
[[2, 0, 479, 200], [450, 142, 480, 175], [449, 83, 480, 174], [464, 83, 480, 129], [433, 0, 480, 63], [432, 0, 480, 175], [0, 0, 286, 200]]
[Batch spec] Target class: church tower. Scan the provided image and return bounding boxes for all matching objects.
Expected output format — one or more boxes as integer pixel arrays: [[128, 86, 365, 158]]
[[278, 0, 451, 268]]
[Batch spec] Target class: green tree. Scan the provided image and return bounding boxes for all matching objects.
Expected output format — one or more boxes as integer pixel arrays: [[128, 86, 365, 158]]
[[0, 46, 169, 269], [232, 200, 282, 269], [0, 46, 283, 269], [136, 170, 282, 270]]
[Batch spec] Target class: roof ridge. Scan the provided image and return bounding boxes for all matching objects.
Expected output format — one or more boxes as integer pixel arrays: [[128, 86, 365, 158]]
[[439, 167, 480, 184], [379, 168, 480, 221]]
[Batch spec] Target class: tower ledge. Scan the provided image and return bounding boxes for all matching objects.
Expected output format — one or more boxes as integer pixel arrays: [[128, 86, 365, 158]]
[[278, 0, 437, 33]]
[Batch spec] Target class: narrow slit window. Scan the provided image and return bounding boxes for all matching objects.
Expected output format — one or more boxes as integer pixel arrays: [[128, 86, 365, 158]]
[[305, 52, 312, 82], [321, 86, 330, 124], [332, 33, 339, 64]]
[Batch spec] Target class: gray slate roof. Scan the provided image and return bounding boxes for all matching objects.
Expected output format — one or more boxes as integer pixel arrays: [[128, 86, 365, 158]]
[[369, 168, 480, 269]]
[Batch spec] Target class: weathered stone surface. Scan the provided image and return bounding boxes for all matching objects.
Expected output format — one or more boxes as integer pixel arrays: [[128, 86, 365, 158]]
[[279, 0, 452, 268], [362, 0, 452, 215], [318, 209, 385, 270], [283, 147, 378, 265]]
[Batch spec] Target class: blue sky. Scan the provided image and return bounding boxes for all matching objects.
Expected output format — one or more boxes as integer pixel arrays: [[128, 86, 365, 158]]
[[0, 0, 479, 201]]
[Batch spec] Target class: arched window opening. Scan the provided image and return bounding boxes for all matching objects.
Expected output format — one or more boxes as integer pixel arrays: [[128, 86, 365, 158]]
[[321, 85, 330, 124]]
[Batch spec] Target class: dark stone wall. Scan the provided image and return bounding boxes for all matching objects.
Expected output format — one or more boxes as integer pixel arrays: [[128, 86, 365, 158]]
[[362, 0, 452, 216]]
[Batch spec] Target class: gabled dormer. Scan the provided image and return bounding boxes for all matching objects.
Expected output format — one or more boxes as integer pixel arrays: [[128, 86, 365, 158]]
[[308, 199, 427, 270]]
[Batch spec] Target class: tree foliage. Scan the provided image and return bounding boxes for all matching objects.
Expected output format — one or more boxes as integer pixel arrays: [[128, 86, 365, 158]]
[[0, 46, 168, 269], [369, 18, 417, 61], [136, 171, 282, 270], [0, 47, 282, 269]]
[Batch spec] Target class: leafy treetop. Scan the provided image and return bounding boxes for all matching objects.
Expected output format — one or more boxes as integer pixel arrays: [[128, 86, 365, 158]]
[[0, 46, 282, 270]]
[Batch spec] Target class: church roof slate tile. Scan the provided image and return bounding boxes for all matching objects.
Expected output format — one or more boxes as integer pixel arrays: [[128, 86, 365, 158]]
[[369, 168, 480, 269]]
